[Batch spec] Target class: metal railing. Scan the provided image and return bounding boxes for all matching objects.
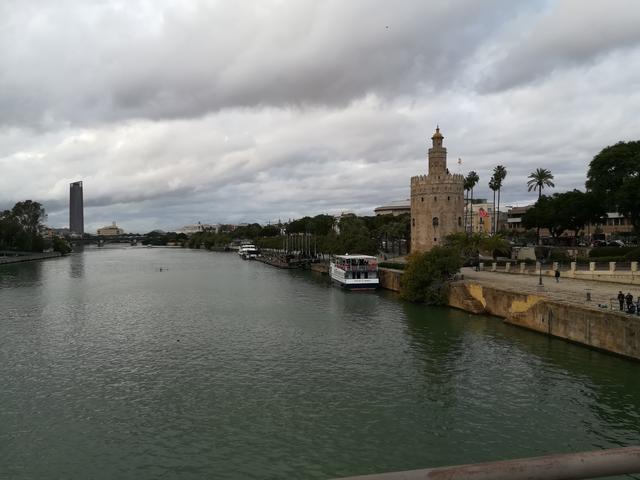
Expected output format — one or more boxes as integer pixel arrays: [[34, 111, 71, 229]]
[[341, 265, 377, 272], [332, 446, 640, 480]]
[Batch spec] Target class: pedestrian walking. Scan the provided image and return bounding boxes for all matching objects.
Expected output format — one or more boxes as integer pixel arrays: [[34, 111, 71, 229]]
[[554, 269, 560, 283], [618, 291, 625, 311], [626, 292, 634, 312]]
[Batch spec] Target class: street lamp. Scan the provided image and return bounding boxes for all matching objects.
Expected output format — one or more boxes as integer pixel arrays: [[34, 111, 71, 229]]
[[538, 259, 545, 286]]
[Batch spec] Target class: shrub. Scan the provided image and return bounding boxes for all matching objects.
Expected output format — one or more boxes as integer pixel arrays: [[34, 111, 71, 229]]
[[548, 249, 571, 261], [625, 247, 640, 261], [379, 262, 405, 270], [52, 237, 72, 255], [589, 246, 636, 258], [400, 246, 462, 304]]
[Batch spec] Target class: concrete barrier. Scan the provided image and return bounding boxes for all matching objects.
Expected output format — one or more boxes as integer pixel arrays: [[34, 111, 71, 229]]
[[333, 446, 640, 480]]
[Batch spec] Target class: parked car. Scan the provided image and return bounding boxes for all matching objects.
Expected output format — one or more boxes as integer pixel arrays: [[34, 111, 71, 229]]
[[607, 240, 625, 247]]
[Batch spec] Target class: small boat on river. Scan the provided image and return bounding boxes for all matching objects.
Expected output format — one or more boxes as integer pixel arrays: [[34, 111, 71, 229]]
[[329, 254, 379, 290], [238, 244, 258, 260]]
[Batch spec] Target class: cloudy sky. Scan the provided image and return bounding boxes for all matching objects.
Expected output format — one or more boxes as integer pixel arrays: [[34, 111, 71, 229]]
[[1, 0, 639, 233]]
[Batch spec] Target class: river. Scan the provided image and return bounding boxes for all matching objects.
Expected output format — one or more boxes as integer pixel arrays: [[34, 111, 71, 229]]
[[1, 247, 639, 479]]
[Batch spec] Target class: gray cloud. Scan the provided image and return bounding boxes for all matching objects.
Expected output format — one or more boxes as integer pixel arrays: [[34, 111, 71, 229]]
[[1, 1, 640, 232], [478, 0, 640, 92], [0, 0, 523, 128]]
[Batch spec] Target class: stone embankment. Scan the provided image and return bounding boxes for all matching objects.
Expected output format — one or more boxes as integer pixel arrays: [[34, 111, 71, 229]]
[[449, 281, 640, 361], [0, 251, 62, 265], [379, 266, 640, 361]]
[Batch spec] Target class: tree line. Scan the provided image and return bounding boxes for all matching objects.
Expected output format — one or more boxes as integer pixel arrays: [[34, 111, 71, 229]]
[[463, 140, 640, 243], [0, 200, 70, 254], [187, 213, 411, 257]]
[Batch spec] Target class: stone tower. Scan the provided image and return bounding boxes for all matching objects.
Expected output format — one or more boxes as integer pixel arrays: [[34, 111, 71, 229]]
[[410, 127, 464, 253]]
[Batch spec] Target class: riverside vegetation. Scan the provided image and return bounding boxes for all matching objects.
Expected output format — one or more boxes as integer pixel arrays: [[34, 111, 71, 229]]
[[0, 200, 71, 255]]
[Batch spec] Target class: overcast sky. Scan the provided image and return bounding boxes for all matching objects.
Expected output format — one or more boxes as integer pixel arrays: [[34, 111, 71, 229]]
[[1, 0, 639, 233]]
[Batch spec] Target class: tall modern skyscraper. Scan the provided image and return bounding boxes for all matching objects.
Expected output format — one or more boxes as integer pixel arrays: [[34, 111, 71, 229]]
[[69, 181, 84, 235]]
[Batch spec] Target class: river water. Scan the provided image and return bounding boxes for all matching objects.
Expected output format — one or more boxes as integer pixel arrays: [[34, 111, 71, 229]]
[[1, 247, 639, 479]]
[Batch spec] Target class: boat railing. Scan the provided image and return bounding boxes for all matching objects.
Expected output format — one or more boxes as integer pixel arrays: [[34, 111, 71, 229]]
[[340, 264, 377, 272]]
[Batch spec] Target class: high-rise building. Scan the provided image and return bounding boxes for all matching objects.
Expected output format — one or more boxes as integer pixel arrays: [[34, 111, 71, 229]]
[[69, 181, 84, 236]]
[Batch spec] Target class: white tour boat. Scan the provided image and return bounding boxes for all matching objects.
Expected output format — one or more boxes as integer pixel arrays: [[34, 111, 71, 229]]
[[238, 244, 258, 260], [329, 254, 379, 290]]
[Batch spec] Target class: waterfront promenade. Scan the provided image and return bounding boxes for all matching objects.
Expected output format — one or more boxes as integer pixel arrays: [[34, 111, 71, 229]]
[[0, 251, 61, 265], [461, 267, 638, 312]]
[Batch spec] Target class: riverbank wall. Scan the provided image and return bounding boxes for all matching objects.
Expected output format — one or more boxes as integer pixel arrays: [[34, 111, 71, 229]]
[[378, 266, 640, 361], [0, 251, 62, 265], [450, 281, 640, 361]]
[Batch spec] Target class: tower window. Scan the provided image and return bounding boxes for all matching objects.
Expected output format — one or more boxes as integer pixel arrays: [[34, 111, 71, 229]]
[[421, 197, 424, 202], [434, 238, 437, 242], [458, 217, 462, 227], [434, 196, 437, 202], [448, 196, 450, 201], [432, 217, 439, 227], [412, 218, 415, 227]]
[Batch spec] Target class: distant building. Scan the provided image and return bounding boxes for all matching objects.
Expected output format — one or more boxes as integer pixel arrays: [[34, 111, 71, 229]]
[[505, 206, 632, 239], [176, 223, 220, 235], [466, 201, 508, 234], [506, 206, 532, 231], [333, 211, 356, 234], [410, 127, 464, 252], [69, 181, 84, 236], [374, 200, 410, 216], [97, 222, 124, 236]]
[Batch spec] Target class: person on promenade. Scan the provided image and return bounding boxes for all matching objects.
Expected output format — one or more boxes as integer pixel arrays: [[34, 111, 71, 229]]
[[618, 291, 625, 311], [554, 269, 560, 283], [626, 293, 634, 312]]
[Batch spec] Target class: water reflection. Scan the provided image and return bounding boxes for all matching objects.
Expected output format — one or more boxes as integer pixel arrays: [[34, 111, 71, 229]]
[[69, 251, 85, 279], [0, 260, 44, 288]]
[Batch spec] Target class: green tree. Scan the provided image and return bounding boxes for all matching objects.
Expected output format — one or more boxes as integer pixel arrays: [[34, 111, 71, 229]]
[[522, 195, 564, 241], [492, 165, 507, 235], [400, 246, 462, 304], [522, 191, 605, 244], [488, 176, 498, 234], [52, 236, 72, 255], [527, 168, 555, 200], [527, 168, 555, 244], [465, 171, 479, 232], [0, 201, 47, 252], [586, 141, 640, 232]]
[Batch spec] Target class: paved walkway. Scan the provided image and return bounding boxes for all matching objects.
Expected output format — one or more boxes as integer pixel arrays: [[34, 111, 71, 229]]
[[461, 267, 639, 313]]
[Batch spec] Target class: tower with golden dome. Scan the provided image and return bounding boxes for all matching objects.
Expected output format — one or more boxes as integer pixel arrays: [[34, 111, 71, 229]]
[[410, 127, 465, 252]]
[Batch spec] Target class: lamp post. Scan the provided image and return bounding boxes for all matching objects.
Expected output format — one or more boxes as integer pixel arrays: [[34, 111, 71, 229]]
[[538, 259, 545, 286]]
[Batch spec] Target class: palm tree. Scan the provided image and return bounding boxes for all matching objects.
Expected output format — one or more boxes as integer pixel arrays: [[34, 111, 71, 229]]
[[527, 168, 555, 199], [489, 175, 498, 234], [527, 168, 555, 244], [480, 233, 511, 260], [465, 171, 479, 233], [493, 165, 507, 235], [464, 176, 473, 231]]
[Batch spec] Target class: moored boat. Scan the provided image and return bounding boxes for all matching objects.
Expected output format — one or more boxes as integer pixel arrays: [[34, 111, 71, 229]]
[[329, 254, 379, 290], [238, 244, 258, 260]]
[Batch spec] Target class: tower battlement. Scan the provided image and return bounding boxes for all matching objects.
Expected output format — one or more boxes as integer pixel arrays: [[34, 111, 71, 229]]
[[411, 173, 464, 185]]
